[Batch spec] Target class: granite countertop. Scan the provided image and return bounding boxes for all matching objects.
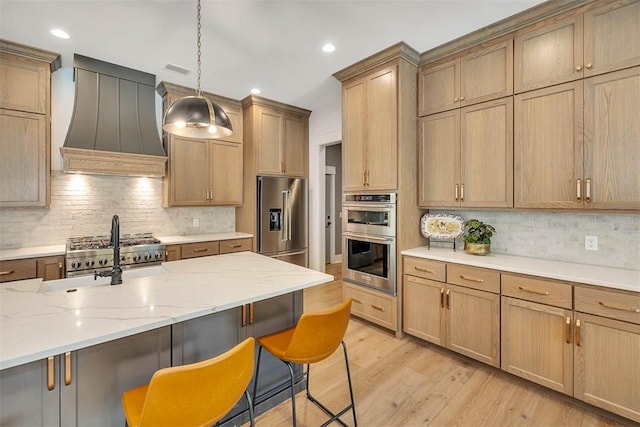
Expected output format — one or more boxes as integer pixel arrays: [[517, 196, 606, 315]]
[[401, 247, 639, 293], [0, 232, 254, 261], [0, 252, 331, 370]]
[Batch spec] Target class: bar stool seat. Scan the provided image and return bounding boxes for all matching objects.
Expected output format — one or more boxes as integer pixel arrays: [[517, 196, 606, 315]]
[[253, 298, 357, 427], [121, 337, 255, 427]]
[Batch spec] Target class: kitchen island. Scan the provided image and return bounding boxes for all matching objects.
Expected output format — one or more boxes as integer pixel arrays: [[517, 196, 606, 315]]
[[0, 251, 333, 426]]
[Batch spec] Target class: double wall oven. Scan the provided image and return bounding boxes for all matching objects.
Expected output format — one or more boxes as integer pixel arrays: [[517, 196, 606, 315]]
[[342, 193, 396, 295]]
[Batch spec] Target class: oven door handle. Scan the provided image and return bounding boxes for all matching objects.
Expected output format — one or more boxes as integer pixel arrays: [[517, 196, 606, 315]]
[[343, 232, 394, 242]]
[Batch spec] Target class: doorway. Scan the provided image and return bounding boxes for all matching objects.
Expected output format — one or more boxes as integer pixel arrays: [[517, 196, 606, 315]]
[[325, 143, 342, 264]]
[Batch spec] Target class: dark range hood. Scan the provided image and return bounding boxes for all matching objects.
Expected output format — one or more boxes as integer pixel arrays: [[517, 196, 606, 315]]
[[60, 54, 167, 176]]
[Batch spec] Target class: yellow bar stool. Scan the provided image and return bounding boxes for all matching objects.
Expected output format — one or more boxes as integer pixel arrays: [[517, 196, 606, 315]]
[[121, 337, 255, 427], [252, 298, 357, 427]]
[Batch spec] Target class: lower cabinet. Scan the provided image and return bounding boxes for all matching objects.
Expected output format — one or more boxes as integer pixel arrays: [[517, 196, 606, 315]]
[[343, 282, 397, 332], [164, 237, 253, 261], [0, 255, 64, 283]]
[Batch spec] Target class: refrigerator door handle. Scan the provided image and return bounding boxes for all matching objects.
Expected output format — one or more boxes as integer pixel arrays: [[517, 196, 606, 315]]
[[282, 190, 290, 241], [287, 190, 292, 241]]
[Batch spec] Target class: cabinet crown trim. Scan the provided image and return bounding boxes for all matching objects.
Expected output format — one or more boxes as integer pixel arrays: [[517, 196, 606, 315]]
[[0, 39, 61, 72], [241, 94, 311, 117], [333, 41, 419, 82], [156, 81, 242, 108]]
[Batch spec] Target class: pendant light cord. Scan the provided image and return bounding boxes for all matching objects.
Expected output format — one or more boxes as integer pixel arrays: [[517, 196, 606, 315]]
[[196, 0, 202, 96]]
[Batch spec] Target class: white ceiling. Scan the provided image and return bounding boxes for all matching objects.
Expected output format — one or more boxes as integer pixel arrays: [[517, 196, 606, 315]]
[[1, 0, 544, 116]]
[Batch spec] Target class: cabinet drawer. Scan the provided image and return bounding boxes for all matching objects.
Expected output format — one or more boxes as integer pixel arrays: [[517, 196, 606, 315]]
[[447, 264, 500, 293], [219, 238, 252, 254], [403, 257, 446, 282], [502, 274, 572, 309], [0, 258, 37, 282], [343, 283, 397, 331], [180, 241, 220, 259], [575, 286, 640, 325]]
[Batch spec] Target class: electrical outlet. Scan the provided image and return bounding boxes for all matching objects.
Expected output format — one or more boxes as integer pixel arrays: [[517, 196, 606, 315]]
[[192, 218, 199, 227], [585, 235, 598, 251]]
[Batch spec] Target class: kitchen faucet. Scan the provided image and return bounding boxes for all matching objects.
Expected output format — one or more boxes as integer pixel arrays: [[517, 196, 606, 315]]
[[94, 215, 123, 285]]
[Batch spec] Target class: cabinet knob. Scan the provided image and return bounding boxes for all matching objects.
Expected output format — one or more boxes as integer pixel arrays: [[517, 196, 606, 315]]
[[585, 62, 592, 69], [576, 65, 583, 71], [459, 96, 465, 101], [454, 97, 459, 102]]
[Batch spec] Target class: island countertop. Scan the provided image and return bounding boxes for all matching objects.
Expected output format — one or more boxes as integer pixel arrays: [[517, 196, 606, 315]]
[[0, 252, 332, 370]]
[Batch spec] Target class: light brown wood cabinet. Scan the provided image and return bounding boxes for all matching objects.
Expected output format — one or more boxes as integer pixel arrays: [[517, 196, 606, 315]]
[[403, 257, 500, 367], [343, 282, 397, 332], [164, 238, 252, 261], [342, 64, 398, 191], [419, 97, 513, 208], [514, 0, 640, 93], [418, 38, 513, 116], [515, 67, 640, 210], [0, 255, 65, 282], [242, 96, 309, 178], [0, 42, 59, 208], [157, 82, 243, 207]]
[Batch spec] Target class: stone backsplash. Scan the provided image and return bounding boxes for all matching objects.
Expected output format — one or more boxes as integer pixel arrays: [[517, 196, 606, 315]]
[[0, 172, 235, 248]]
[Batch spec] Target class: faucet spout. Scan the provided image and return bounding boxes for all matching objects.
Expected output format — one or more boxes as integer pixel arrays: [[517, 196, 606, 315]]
[[94, 215, 123, 285]]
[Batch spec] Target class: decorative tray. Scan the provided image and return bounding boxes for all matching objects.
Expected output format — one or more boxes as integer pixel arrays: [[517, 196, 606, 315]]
[[421, 213, 464, 240]]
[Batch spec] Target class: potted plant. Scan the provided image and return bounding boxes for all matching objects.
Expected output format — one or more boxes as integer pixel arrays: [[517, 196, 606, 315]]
[[463, 219, 496, 255]]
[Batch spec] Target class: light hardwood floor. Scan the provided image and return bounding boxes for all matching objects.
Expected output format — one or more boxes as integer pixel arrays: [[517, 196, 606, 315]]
[[250, 263, 633, 427]]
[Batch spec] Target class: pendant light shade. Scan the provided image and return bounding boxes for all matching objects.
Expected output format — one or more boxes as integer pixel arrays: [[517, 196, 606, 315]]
[[162, 0, 233, 140], [162, 95, 233, 139]]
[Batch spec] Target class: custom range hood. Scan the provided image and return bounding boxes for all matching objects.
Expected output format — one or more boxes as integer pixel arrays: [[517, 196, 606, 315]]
[[60, 55, 167, 176]]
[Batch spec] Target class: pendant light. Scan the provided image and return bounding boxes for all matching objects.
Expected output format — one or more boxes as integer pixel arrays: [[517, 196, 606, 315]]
[[162, 0, 233, 139]]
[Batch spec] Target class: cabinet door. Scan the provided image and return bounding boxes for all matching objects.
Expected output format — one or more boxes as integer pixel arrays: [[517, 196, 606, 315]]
[[574, 313, 640, 423], [343, 79, 367, 191], [514, 81, 583, 209], [0, 258, 37, 282], [0, 357, 60, 426], [418, 58, 459, 116], [217, 103, 243, 144], [210, 141, 243, 205], [514, 14, 583, 92], [418, 110, 459, 207], [283, 114, 306, 177], [460, 98, 513, 208], [167, 136, 209, 206], [460, 39, 513, 107], [583, 0, 640, 78], [501, 297, 573, 395], [0, 53, 48, 114], [164, 244, 181, 261], [257, 107, 283, 175], [37, 256, 65, 281], [402, 275, 445, 345], [446, 284, 500, 367], [60, 327, 172, 426], [583, 67, 640, 210], [0, 109, 47, 207], [366, 66, 397, 190]]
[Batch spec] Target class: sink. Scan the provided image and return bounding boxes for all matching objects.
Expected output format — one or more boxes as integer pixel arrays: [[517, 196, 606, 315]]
[[39, 266, 168, 293]]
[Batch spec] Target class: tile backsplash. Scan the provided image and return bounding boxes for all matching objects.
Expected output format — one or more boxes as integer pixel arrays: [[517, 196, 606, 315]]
[[0, 172, 235, 248], [431, 210, 639, 271]]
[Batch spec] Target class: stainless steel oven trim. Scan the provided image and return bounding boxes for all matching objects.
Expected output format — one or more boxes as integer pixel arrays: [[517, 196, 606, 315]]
[[342, 232, 396, 296], [342, 203, 397, 237]]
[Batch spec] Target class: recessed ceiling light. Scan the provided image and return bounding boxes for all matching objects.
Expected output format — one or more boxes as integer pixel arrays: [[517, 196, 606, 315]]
[[251, 88, 261, 95], [50, 29, 70, 39], [322, 43, 336, 53]]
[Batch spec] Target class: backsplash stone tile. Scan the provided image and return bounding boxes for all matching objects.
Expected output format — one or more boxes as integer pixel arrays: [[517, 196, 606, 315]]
[[431, 210, 639, 271], [0, 172, 235, 248]]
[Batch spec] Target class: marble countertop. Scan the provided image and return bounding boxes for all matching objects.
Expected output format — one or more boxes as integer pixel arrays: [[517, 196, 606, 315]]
[[401, 247, 639, 293], [0, 232, 254, 261], [0, 252, 332, 370]]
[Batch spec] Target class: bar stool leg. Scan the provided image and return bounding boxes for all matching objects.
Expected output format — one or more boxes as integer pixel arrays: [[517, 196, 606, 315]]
[[285, 361, 297, 426], [252, 345, 264, 413]]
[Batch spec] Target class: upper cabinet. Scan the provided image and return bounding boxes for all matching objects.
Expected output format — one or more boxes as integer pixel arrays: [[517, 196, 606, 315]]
[[419, 38, 513, 116], [242, 96, 310, 178], [157, 82, 243, 207], [0, 40, 60, 208], [342, 64, 397, 191], [514, 0, 640, 93]]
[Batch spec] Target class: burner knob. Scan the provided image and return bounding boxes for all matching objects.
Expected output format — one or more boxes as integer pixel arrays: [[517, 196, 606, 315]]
[[85, 260, 95, 268], [144, 253, 152, 261], [98, 258, 108, 266], [154, 252, 162, 260], [120, 255, 126, 262], [132, 254, 141, 262], [71, 261, 81, 269]]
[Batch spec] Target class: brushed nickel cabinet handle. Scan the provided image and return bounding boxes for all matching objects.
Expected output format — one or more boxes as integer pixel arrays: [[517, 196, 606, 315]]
[[585, 178, 591, 202], [565, 317, 571, 344], [229, 244, 242, 248], [371, 304, 385, 312], [193, 248, 208, 253], [352, 298, 363, 304], [460, 274, 484, 283], [598, 301, 640, 313], [518, 285, 550, 296], [64, 352, 71, 386], [440, 288, 444, 309], [575, 319, 581, 347], [460, 184, 464, 202], [0, 270, 15, 275], [414, 266, 435, 273], [47, 357, 55, 391], [455, 184, 459, 201], [576, 179, 581, 201], [446, 289, 451, 309]]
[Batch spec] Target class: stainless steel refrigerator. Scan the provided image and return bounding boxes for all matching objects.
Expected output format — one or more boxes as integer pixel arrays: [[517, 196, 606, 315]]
[[257, 176, 308, 267]]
